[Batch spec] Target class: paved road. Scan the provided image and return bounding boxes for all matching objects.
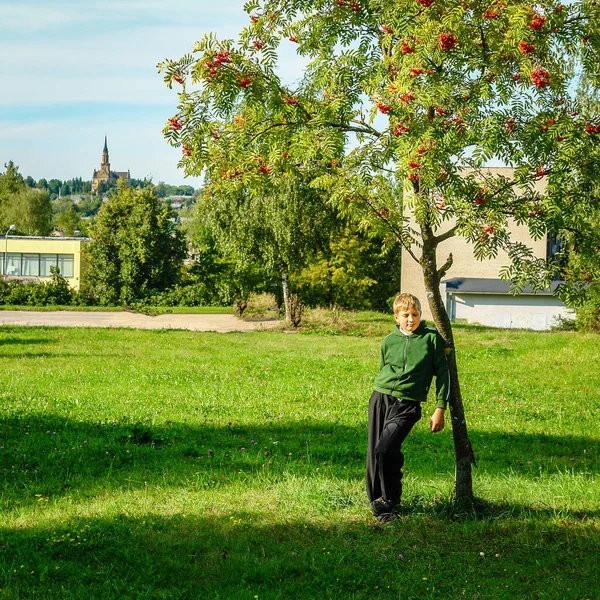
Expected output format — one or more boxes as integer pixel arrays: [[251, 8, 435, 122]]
[[0, 311, 280, 332]]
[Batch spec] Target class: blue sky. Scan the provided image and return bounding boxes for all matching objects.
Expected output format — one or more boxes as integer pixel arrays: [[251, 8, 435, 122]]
[[0, 0, 269, 187]]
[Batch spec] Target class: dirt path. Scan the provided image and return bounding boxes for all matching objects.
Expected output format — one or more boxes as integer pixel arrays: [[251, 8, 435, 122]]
[[0, 311, 280, 332]]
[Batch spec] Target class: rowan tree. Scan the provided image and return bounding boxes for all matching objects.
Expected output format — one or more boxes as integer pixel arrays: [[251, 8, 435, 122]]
[[160, 0, 600, 500]]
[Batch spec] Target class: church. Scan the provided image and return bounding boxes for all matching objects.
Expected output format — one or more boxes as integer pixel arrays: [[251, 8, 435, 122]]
[[91, 137, 130, 192]]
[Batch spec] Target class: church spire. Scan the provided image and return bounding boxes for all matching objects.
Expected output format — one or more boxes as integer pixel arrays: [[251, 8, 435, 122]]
[[101, 136, 109, 167]]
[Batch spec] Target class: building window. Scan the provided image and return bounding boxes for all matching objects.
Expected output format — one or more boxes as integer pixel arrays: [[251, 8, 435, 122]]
[[6, 253, 21, 276], [22, 254, 40, 277], [40, 254, 57, 277], [3, 253, 75, 278], [57, 255, 74, 278]]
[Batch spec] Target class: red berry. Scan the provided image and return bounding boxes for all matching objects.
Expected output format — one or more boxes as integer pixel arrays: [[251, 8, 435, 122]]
[[168, 117, 182, 131], [238, 77, 252, 89], [252, 40, 264, 50], [250, 15, 258, 23], [408, 173, 420, 182], [289, 36, 298, 42], [377, 103, 392, 114], [416, 0, 435, 6], [519, 41, 535, 54], [399, 93, 415, 103], [409, 67, 425, 77], [173, 76, 184, 85], [285, 97, 299, 105], [182, 145, 192, 157], [474, 190, 487, 205], [407, 160, 420, 170], [259, 165, 271, 174], [483, 9, 499, 18], [401, 42, 415, 54], [528, 14, 546, 31], [438, 33, 457, 50], [530, 67, 550, 88], [393, 124, 410, 135], [382, 25, 394, 34]]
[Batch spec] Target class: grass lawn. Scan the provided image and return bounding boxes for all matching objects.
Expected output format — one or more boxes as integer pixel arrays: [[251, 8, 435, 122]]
[[0, 319, 598, 599]]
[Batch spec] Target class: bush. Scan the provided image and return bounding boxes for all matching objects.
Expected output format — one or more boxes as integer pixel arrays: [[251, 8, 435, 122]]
[[0, 268, 73, 306]]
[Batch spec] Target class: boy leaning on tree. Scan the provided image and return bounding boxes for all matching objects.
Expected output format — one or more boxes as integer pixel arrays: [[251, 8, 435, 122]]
[[366, 293, 450, 523]]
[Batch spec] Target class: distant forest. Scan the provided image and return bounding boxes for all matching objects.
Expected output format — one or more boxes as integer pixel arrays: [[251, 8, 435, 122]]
[[22, 175, 197, 201]]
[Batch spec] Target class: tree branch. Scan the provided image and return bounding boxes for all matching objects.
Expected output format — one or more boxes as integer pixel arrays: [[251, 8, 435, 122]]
[[437, 252, 453, 280], [434, 224, 459, 244]]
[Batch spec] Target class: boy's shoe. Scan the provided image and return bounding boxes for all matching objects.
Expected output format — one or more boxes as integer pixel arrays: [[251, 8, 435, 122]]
[[376, 511, 398, 524], [370, 497, 396, 517]]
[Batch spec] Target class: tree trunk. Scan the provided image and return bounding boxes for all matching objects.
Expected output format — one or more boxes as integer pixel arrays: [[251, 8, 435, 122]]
[[421, 227, 475, 502], [281, 271, 292, 325]]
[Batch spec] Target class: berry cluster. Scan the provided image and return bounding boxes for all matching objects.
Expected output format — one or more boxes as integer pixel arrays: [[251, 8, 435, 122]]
[[528, 14, 546, 30], [381, 25, 394, 34], [416, 0, 435, 6], [394, 124, 410, 135], [401, 42, 415, 54], [377, 103, 392, 114], [407, 160, 420, 170], [238, 77, 252, 89], [252, 40, 264, 50], [483, 8, 499, 18], [173, 76, 184, 85], [438, 33, 457, 50], [182, 145, 192, 157], [259, 165, 271, 174], [585, 123, 600, 134], [519, 41, 536, 54], [285, 97, 299, 105], [205, 50, 232, 78], [399, 92, 415, 103], [530, 67, 550, 88], [168, 117, 182, 131], [409, 67, 425, 77], [474, 190, 487, 205]]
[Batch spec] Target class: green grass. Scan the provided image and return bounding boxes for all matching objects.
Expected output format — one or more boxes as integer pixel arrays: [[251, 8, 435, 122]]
[[0, 321, 599, 599]]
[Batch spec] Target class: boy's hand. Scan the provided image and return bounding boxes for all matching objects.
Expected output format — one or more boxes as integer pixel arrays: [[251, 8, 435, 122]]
[[430, 408, 445, 432]]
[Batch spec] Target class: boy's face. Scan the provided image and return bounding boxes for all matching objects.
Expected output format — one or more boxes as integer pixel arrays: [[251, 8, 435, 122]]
[[395, 306, 421, 333]]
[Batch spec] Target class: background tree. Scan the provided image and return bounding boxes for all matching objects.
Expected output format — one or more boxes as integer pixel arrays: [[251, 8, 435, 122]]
[[0, 162, 52, 235], [56, 205, 85, 236], [82, 184, 186, 305], [160, 0, 600, 501], [191, 171, 339, 323]]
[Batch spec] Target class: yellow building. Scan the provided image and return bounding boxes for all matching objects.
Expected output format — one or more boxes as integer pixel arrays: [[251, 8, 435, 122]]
[[1, 236, 90, 290]]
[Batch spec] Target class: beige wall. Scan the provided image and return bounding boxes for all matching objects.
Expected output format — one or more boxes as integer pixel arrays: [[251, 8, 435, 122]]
[[3, 236, 89, 290], [401, 167, 548, 321]]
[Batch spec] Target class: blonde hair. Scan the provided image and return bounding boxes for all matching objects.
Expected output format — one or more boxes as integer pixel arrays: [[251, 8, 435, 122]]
[[393, 293, 422, 316]]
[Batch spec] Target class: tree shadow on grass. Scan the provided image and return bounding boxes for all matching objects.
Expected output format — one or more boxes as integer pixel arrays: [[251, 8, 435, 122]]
[[0, 508, 598, 600], [0, 336, 53, 346], [1, 414, 598, 516]]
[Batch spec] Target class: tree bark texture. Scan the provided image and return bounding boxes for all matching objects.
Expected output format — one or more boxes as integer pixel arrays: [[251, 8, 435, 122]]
[[420, 226, 475, 501], [281, 271, 292, 325]]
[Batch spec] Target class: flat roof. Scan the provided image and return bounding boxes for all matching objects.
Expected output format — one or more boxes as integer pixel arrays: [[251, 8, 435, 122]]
[[442, 277, 562, 295], [8, 236, 91, 241]]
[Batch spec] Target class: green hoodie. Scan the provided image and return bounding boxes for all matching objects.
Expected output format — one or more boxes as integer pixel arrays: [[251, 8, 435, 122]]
[[373, 323, 450, 409]]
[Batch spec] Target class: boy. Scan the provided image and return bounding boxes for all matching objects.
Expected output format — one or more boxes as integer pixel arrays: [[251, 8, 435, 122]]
[[366, 293, 450, 523]]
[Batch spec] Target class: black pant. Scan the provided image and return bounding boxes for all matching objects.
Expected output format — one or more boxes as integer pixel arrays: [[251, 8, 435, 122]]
[[366, 391, 422, 506]]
